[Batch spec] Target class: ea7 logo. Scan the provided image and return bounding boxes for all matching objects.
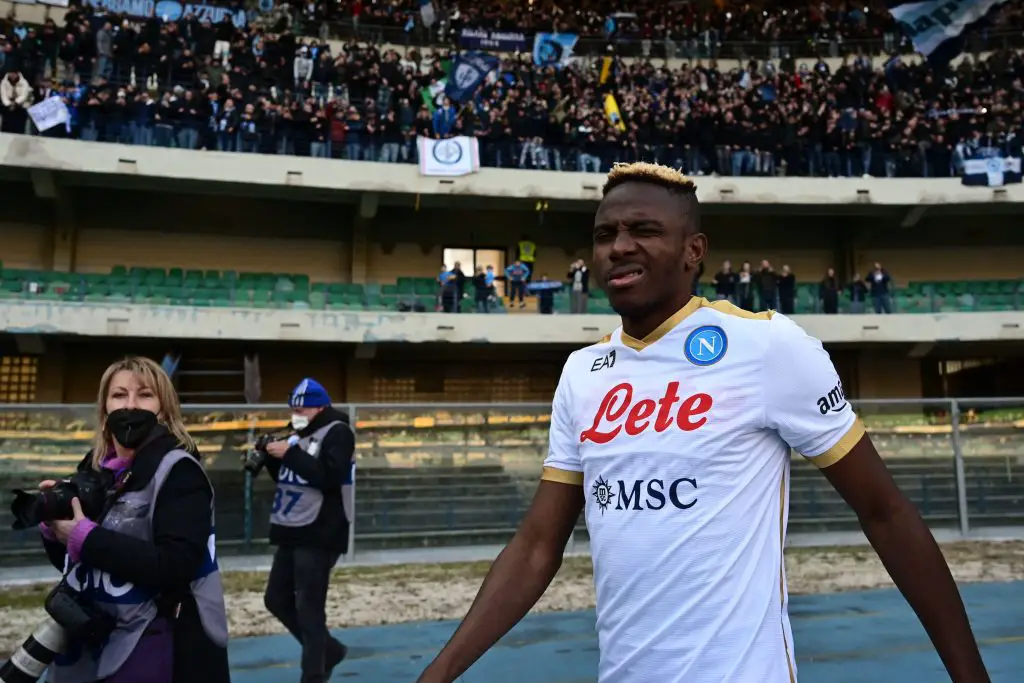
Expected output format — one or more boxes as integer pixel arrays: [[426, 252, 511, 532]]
[[591, 349, 616, 372], [817, 382, 848, 415]]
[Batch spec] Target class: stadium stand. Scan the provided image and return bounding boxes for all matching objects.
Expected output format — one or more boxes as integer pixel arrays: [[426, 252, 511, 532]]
[[306, 0, 1024, 60], [0, 0, 1022, 567], [1, 263, 1022, 314], [0, 2, 1021, 176]]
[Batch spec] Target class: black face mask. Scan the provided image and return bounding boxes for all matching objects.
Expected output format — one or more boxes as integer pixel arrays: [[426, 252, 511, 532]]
[[106, 408, 158, 449]]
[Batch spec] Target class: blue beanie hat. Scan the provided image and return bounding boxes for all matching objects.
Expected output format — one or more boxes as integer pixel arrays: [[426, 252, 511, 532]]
[[289, 378, 331, 408]]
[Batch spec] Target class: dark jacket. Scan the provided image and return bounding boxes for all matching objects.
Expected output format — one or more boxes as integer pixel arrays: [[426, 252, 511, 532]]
[[264, 406, 354, 554], [42, 426, 230, 683]]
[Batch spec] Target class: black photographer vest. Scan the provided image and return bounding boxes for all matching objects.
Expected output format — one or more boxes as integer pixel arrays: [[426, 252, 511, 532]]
[[49, 450, 229, 683]]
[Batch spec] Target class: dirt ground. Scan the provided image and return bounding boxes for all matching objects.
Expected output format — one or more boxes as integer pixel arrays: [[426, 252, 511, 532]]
[[1, 541, 1022, 654]]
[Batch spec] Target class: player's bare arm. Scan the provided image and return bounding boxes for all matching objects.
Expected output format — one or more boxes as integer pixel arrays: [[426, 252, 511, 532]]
[[415, 479, 584, 683], [822, 435, 991, 683]]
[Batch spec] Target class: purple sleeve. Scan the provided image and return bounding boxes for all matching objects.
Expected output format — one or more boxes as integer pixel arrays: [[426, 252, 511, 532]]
[[67, 519, 98, 563]]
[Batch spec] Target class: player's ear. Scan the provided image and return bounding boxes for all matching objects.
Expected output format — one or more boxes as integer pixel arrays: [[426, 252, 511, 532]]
[[684, 232, 707, 271]]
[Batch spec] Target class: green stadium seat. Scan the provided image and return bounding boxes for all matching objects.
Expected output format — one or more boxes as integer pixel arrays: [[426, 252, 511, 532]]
[[395, 277, 414, 294], [5, 266, 1015, 315], [341, 294, 364, 309]]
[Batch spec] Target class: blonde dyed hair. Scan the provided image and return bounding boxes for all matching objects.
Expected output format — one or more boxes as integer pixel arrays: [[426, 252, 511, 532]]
[[603, 161, 697, 197], [91, 356, 195, 470]]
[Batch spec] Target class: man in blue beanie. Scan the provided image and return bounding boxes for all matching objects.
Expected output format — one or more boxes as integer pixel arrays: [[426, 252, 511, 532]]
[[261, 378, 355, 682]]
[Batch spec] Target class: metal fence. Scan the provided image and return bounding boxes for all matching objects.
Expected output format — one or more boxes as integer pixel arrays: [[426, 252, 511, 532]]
[[0, 398, 1021, 566]]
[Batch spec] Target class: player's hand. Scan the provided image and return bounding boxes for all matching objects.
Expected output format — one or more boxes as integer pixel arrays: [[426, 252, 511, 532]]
[[38, 480, 57, 491]]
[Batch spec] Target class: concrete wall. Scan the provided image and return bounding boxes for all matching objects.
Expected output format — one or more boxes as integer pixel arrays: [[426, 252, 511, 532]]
[[4, 136, 1023, 208], [21, 337, 936, 404]]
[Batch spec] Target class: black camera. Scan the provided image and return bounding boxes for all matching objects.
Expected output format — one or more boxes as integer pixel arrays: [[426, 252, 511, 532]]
[[45, 581, 116, 645], [9, 469, 116, 531], [242, 433, 277, 475]]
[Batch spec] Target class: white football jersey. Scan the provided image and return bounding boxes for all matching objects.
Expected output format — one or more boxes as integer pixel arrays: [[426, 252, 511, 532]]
[[542, 296, 863, 683]]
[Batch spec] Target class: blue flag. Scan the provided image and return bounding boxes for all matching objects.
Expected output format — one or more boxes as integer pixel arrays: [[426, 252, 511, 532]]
[[961, 152, 1022, 187], [445, 51, 499, 103], [533, 33, 578, 68], [886, 0, 1012, 66]]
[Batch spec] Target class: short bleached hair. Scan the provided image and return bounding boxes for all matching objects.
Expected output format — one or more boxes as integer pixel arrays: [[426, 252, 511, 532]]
[[602, 161, 698, 198]]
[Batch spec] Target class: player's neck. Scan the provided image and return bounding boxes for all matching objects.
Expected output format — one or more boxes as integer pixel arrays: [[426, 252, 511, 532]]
[[621, 293, 696, 341]]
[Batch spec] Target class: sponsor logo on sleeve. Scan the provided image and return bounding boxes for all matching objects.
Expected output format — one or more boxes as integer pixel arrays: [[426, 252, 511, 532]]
[[816, 381, 849, 415]]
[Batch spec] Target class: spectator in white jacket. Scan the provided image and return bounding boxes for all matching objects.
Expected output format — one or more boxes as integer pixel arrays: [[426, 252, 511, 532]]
[[1, 71, 32, 134], [294, 46, 313, 95]]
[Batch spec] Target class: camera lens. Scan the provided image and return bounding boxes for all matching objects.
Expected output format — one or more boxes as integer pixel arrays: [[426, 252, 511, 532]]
[[10, 490, 47, 530]]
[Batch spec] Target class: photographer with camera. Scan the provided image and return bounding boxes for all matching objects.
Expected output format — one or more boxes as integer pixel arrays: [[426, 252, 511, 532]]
[[7, 356, 231, 683], [257, 379, 354, 683]]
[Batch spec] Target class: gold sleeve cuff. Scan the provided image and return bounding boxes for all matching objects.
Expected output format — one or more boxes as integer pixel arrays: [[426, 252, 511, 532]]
[[809, 419, 867, 469], [541, 466, 584, 486]]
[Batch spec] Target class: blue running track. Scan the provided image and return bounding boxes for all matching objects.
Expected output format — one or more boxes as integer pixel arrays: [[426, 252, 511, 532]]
[[230, 581, 1024, 682]]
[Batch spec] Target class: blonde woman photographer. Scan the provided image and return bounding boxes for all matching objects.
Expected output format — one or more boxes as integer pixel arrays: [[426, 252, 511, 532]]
[[33, 356, 230, 683]]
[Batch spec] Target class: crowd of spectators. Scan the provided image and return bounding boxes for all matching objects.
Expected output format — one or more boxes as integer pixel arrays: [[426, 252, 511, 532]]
[[704, 259, 894, 315], [0, 2, 1021, 179], [433, 256, 895, 315], [308, 0, 1024, 61]]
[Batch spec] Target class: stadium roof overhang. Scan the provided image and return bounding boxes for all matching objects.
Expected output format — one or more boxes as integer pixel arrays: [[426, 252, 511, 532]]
[[2, 165, 1021, 219]]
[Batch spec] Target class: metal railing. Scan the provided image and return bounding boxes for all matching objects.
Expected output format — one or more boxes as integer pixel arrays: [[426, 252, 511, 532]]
[[0, 398, 1021, 566]]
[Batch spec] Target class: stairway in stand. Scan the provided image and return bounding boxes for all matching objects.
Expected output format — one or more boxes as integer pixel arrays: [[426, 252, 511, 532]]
[[163, 352, 261, 404]]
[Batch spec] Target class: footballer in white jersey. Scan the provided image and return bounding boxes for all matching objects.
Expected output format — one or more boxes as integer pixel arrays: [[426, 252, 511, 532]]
[[416, 163, 990, 683], [543, 297, 858, 682]]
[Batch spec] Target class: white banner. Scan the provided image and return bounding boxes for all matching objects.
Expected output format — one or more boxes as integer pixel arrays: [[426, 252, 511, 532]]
[[417, 136, 480, 177], [28, 96, 68, 133]]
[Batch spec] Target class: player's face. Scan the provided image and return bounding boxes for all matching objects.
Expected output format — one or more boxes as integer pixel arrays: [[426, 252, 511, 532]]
[[593, 182, 705, 319]]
